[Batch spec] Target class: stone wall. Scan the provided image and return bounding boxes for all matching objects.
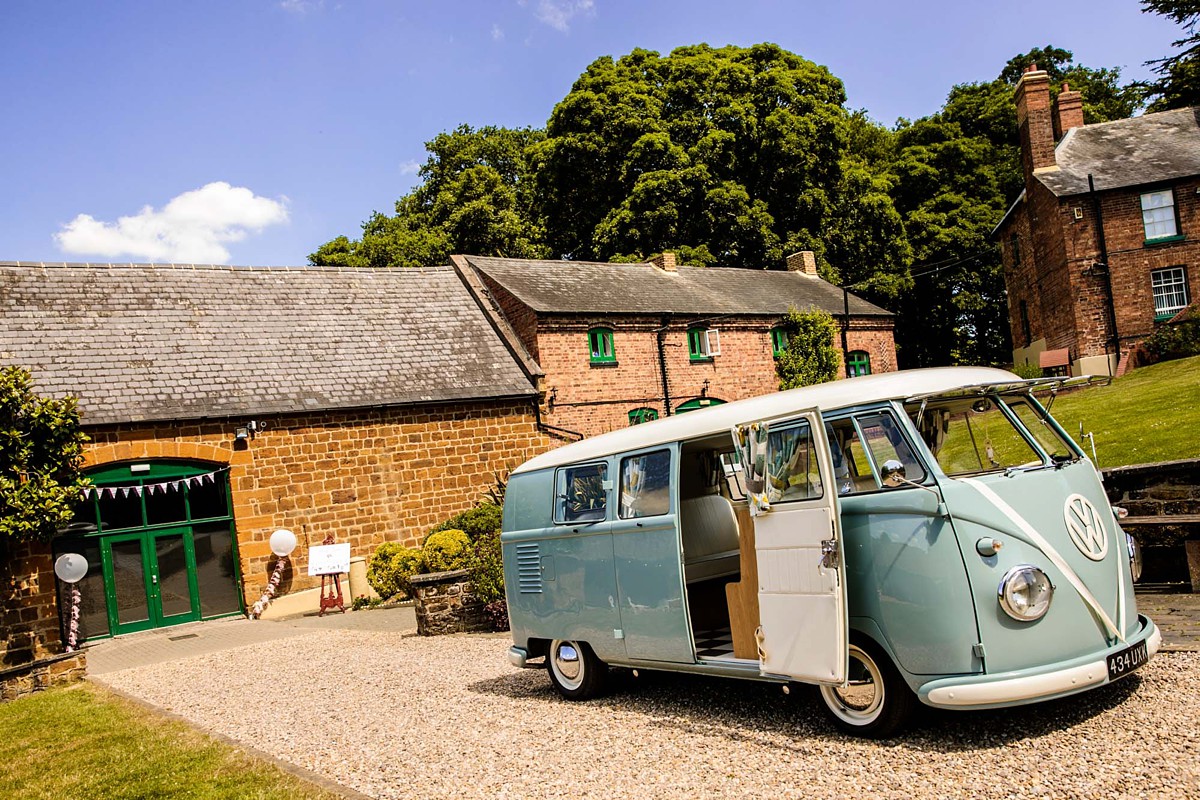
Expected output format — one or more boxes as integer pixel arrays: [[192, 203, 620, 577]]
[[1103, 458, 1200, 589], [410, 569, 491, 635], [1, 539, 87, 700], [83, 398, 556, 604]]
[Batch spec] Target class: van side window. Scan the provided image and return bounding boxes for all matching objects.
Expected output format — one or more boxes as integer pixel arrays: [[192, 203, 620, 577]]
[[619, 450, 671, 519], [556, 463, 608, 523], [765, 420, 823, 501], [856, 412, 926, 487]]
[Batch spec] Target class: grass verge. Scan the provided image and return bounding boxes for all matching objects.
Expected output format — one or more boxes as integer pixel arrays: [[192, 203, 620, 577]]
[[0, 682, 344, 800], [1039, 354, 1200, 469]]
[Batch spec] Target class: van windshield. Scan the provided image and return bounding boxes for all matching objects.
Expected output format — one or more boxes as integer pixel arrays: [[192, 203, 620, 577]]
[[908, 396, 1046, 477]]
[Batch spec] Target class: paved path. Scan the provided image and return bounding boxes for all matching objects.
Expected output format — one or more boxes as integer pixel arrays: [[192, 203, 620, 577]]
[[1135, 592, 1200, 652], [86, 605, 417, 675]]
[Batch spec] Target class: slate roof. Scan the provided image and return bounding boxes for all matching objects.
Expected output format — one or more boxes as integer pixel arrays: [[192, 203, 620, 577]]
[[463, 256, 893, 318], [0, 262, 535, 426], [1036, 107, 1200, 197]]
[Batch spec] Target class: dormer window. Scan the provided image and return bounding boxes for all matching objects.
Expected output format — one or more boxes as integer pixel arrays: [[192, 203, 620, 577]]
[[687, 327, 720, 361], [1141, 190, 1180, 242], [588, 327, 615, 364]]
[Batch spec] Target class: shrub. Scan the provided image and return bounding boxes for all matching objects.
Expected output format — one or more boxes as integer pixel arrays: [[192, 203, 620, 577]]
[[466, 530, 505, 604], [366, 542, 424, 599], [429, 502, 502, 541], [774, 307, 840, 390], [422, 529, 471, 572], [1142, 308, 1200, 362], [1010, 360, 1042, 379]]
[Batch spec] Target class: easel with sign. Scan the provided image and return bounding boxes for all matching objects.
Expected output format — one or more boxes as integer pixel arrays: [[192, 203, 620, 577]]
[[309, 535, 349, 616]]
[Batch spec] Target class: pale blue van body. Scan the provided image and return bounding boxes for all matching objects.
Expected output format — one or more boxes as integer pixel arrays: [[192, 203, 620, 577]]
[[502, 368, 1159, 726]]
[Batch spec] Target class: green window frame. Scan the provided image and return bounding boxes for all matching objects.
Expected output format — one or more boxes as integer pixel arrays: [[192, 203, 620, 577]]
[[847, 350, 871, 377], [628, 407, 659, 426], [1152, 267, 1189, 321], [770, 326, 789, 357], [688, 327, 719, 360], [588, 327, 615, 363]]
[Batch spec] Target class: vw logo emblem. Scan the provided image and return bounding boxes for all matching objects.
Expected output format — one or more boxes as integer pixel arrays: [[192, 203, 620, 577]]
[[1064, 494, 1108, 561]]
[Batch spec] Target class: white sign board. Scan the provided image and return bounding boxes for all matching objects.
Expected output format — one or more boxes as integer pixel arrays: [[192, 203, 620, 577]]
[[307, 543, 351, 576]]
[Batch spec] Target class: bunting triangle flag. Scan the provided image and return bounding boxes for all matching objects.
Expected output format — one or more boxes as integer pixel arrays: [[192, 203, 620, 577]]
[[204, 472, 216, 484], [105, 487, 117, 499], [133, 485, 143, 497]]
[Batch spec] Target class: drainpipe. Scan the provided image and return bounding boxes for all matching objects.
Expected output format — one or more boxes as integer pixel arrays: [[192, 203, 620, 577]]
[[1088, 173, 1118, 377], [533, 398, 583, 441], [842, 285, 852, 377], [656, 315, 673, 417]]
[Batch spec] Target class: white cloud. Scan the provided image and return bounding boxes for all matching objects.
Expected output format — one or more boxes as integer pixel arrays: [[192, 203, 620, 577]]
[[533, 0, 594, 32], [54, 182, 290, 264], [491, 23, 504, 41], [279, 0, 324, 14], [399, 160, 421, 176]]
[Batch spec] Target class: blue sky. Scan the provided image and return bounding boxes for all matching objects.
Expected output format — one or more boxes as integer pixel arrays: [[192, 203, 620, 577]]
[[0, 0, 1182, 266]]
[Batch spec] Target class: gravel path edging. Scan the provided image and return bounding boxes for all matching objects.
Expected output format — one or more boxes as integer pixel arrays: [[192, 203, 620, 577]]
[[92, 678, 373, 800]]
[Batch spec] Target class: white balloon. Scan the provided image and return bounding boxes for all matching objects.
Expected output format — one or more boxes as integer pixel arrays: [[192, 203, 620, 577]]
[[54, 553, 88, 584], [269, 528, 297, 557]]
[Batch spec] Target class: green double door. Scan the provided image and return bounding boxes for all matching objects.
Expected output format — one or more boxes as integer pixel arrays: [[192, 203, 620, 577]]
[[101, 526, 202, 634]]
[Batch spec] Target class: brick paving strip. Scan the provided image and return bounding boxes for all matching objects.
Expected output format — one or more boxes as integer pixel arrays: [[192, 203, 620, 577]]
[[1134, 593, 1200, 652]]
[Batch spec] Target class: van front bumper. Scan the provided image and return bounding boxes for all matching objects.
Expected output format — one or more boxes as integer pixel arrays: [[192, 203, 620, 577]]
[[918, 615, 1161, 710]]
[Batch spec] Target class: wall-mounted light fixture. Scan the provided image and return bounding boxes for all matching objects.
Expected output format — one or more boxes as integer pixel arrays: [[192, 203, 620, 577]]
[[701, 379, 710, 398], [233, 420, 264, 444], [234, 426, 250, 442], [548, 387, 558, 410]]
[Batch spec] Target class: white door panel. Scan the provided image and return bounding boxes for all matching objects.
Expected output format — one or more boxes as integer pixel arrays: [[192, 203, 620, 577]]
[[733, 408, 846, 685]]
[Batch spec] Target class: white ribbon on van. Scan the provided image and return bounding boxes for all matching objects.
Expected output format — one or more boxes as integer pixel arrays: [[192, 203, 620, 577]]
[[961, 478, 1125, 645]]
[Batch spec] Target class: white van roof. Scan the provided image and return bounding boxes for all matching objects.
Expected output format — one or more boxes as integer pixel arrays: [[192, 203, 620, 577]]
[[516, 367, 1020, 474]]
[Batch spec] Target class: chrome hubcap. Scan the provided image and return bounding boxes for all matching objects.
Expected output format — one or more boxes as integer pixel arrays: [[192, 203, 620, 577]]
[[554, 642, 582, 684]]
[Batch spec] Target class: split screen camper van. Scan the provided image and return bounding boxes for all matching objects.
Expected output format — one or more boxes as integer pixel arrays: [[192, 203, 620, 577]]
[[501, 367, 1159, 737]]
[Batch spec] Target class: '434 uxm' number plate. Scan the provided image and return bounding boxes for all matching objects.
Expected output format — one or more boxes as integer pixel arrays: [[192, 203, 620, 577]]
[[1106, 640, 1149, 681]]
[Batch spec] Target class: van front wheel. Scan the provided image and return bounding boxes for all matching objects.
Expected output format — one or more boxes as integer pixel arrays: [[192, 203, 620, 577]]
[[547, 639, 607, 700], [818, 640, 915, 738]]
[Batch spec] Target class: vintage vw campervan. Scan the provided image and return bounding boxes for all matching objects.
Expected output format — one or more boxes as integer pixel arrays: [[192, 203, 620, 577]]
[[501, 368, 1159, 737]]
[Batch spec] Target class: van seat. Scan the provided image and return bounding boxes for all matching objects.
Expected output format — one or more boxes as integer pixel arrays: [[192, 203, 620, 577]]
[[680, 495, 740, 583]]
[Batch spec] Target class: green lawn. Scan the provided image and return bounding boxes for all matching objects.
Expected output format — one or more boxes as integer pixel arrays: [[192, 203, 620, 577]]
[[0, 683, 342, 800], [1037, 354, 1200, 469]]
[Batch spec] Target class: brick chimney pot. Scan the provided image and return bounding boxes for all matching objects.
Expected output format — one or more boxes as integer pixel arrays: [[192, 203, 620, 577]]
[[651, 252, 677, 272]]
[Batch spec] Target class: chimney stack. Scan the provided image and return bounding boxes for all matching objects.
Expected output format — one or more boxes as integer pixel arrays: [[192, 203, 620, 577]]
[[651, 252, 677, 272], [1053, 81, 1084, 139], [786, 251, 819, 277], [1014, 65, 1056, 186]]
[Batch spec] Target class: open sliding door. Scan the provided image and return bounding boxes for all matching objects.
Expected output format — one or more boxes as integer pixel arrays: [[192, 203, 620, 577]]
[[733, 408, 847, 685]]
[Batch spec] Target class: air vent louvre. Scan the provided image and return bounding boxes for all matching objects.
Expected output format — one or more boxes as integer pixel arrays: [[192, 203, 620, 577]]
[[516, 542, 542, 593]]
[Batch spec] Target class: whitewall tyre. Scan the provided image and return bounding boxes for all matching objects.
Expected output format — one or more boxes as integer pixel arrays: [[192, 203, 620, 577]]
[[547, 639, 607, 700], [818, 639, 915, 738]]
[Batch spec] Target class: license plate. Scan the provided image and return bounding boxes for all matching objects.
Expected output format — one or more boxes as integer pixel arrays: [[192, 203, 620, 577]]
[[1106, 640, 1149, 681]]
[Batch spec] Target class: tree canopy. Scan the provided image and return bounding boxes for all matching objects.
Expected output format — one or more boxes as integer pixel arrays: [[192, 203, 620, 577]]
[[1141, 0, 1200, 109], [0, 367, 89, 543], [313, 43, 1145, 369]]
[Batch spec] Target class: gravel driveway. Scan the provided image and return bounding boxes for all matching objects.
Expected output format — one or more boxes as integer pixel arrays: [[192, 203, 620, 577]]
[[96, 628, 1200, 799]]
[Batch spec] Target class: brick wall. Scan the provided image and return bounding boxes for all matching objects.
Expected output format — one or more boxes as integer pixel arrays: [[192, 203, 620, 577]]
[[1005, 177, 1200, 365], [0, 539, 87, 700], [536, 314, 897, 438], [83, 399, 555, 603]]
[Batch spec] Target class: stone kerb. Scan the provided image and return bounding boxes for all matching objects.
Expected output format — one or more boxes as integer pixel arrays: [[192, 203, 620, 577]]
[[409, 569, 490, 636]]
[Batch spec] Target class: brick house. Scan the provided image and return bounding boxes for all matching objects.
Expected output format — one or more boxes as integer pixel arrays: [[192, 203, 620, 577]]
[[0, 261, 552, 657], [452, 251, 897, 439], [995, 66, 1200, 375]]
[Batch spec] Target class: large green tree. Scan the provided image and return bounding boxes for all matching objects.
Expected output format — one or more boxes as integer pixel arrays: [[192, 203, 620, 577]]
[[534, 43, 909, 277], [0, 367, 89, 543], [1141, 0, 1200, 109], [310, 125, 547, 268], [881, 47, 1141, 367]]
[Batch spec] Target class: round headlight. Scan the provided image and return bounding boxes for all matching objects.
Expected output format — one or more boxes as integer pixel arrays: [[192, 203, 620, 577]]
[[1127, 534, 1143, 583], [998, 565, 1054, 622]]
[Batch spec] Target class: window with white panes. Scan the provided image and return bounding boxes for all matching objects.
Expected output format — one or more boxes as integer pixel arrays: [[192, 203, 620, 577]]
[[1152, 267, 1189, 321], [1141, 190, 1179, 241]]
